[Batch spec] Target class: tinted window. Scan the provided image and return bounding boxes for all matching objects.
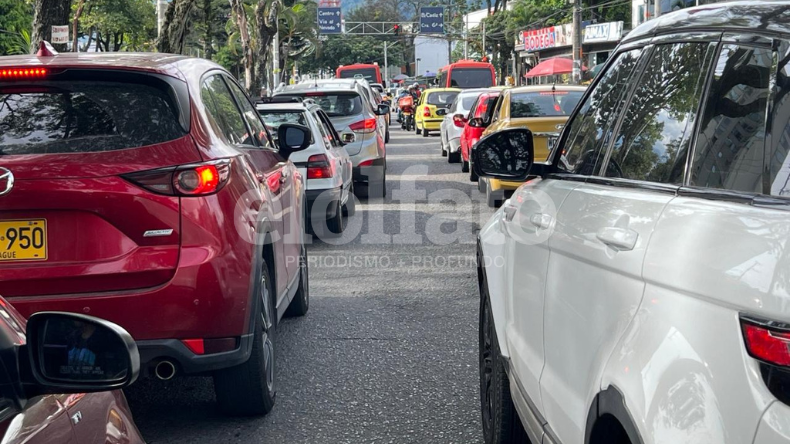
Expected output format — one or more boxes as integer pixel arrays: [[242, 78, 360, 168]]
[[225, 78, 271, 147], [770, 43, 790, 196], [690, 44, 772, 193], [281, 93, 363, 117], [480, 95, 499, 123], [510, 91, 584, 118], [607, 42, 714, 183], [558, 48, 644, 175], [259, 111, 307, 130], [450, 68, 493, 88], [338, 68, 378, 82], [201, 76, 253, 146], [427, 91, 459, 107], [460, 94, 480, 110], [0, 82, 185, 155]]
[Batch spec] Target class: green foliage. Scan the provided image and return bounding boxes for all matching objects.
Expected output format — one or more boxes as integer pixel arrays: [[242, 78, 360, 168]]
[[77, 0, 156, 51], [0, 0, 34, 55]]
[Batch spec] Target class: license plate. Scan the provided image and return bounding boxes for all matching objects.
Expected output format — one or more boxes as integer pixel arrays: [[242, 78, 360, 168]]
[[0, 219, 47, 262]]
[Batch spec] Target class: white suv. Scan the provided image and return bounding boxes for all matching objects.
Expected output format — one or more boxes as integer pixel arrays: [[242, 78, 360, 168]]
[[475, 2, 790, 444]]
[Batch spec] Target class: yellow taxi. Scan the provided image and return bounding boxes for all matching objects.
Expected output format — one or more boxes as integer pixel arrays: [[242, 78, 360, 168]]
[[481, 84, 586, 207], [415, 88, 460, 137]]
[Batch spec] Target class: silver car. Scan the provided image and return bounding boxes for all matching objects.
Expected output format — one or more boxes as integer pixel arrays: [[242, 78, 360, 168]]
[[439, 88, 493, 164], [276, 80, 389, 198]]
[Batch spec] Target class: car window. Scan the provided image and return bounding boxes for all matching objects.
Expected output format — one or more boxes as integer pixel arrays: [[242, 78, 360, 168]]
[[510, 90, 584, 118], [605, 42, 715, 183], [282, 93, 363, 117], [690, 44, 772, 194], [460, 95, 479, 110], [258, 110, 312, 144], [770, 43, 790, 196], [427, 91, 459, 108], [449, 98, 458, 113], [556, 47, 644, 175], [201, 75, 255, 146], [225, 78, 271, 148], [313, 109, 340, 148], [481, 95, 499, 123], [490, 95, 504, 122], [310, 110, 333, 149]]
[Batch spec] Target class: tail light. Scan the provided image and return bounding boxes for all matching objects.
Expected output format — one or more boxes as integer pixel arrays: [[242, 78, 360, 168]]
[[453, 114, 467, 128], [349, 118, 377, 134], [0, 68, 48, 79], [306, 154, 334, 179], [123, 159, 231, 196], [742, 317, 790, 367], [358, 159, 375, 167], [423, 107, 431, 117]]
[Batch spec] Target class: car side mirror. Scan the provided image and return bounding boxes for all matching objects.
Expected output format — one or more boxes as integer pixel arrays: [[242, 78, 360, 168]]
[[468, 117, 484, 128], [436, 108, 448, 116], [375, 104, 390, 116], [24, 312, 139, 396], [472, 128, 534, 181], [341, 133, 356, 144], [277, 123, 311, 159]]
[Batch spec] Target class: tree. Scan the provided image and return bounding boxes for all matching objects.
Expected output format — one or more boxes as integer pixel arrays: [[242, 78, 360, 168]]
[[32, 0, 72, 52], [157, 0, 197, 53], [0, 0, 34, 55], [76, 0, 156, 51]]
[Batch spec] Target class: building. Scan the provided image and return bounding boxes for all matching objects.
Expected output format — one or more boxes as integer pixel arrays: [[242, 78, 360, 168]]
[[414, 36, 450, 78]]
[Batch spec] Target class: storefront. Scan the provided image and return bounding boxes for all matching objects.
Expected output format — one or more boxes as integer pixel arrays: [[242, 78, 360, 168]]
[[582, 21, 624, 68], [514, 24, 574, 84]]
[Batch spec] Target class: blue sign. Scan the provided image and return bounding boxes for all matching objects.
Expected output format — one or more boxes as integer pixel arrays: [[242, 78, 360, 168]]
[[317, 8, 342, 34], [419, 7, 444, 34]]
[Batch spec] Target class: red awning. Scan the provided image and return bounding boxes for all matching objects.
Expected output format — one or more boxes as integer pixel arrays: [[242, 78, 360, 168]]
[[525, 58, 587, 78]]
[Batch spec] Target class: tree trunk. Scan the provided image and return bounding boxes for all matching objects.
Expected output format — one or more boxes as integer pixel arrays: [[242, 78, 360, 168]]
[[32, 0, 72, 53], [71, 0, 86, 52], [256, 0, 280, 96], [157, 0, 196, 54], [81, 26, 94, 51], [202, 0, 214, 60], [230, 0, 256, 94]]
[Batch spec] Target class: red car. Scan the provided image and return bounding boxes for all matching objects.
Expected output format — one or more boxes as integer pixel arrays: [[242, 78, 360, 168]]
[[0, 47, 311, 415], [0, 294, 144, 443], [460, 91, 500, 183]]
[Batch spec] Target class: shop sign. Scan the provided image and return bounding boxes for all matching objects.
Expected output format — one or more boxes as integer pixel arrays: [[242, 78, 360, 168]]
[[583, 21, 623, 43]]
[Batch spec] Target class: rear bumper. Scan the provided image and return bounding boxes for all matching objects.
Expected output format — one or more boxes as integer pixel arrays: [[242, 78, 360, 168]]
[[421, 120, 442, 131], [353, 157, 386, 183], [306, 186, 342, 220], [137, 335, 253, 376]]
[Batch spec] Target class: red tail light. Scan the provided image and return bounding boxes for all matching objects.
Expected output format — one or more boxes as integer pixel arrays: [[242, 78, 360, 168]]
[[453, 114, 467, 128], [423, 107, 431, 117], [742, 318, 790, 367], [358, 159, 375, 167], [0, 68, 48, 79], [307, 154, 334, 179], [349, 118, 377, 134], [123, 159, 231, 196]]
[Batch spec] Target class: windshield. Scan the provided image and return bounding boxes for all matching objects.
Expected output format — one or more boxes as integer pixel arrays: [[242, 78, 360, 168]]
[[510, 90, 584, 118], [427, 91, 459, 107], [338, 68, 378, 82], [449, 68, 493, 88], [278, 93, 364, 117]]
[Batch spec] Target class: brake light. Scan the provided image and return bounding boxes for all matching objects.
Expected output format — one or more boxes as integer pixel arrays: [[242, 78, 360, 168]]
[[358, 159, 375, 167], [742, 319, 790, 367], [349, 118, 377, 134], [423, 107, 431, 117], [122, 159, 231, 196], [305, 92, 325, 96], [453, 114, 467, 128], [307, 154, 334, 179], [0, 68, 48, 79]]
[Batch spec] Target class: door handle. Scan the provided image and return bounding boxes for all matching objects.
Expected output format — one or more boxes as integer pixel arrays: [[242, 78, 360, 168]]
[[596, 227, 638, 251], [504, 205, 517, 222], [529, 213, 552, 230]]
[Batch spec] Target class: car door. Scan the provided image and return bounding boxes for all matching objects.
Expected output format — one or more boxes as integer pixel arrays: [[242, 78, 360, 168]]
[[503, 46, 649, 428], [540, 40, 718, 444], [200, 74, 290, 300], [313, 108, 351, 195]]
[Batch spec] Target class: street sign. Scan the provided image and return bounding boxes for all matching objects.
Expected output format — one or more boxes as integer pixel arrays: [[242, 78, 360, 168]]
[[419, 7, 444, 34], [317, 7, 342, 34], [51, 25, 69, 44]]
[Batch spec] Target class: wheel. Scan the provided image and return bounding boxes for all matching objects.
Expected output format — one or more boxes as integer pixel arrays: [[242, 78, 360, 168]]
[[416, 125, 422, 135], [480, 279, 528, 444], [285, 244, 309, 317], [422, 128, 429, 137], [470, 157, 479, 182], [448, 150, 461, 163], [462, 160, 470, 173], [326, 198, 345, 235], [385, 130, 390, 143], [486, 180, 504, 208], [214, 261, 276, 416], [342, 183, 356, 216]]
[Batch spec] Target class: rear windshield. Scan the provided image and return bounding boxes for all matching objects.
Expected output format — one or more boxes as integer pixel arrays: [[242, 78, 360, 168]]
[[258, 110, 308, 131], [280, 93, 364, 117], [460, 95, 479, 110], [450, 68, 493, 88], [0, 81, 185, 155], [510, 91, 584, 118], [338, 68, 378, 82], [427, 91, 459, 107]]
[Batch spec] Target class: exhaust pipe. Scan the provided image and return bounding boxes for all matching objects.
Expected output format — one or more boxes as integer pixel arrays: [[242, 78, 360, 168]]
[[154, 360, 176, 380]]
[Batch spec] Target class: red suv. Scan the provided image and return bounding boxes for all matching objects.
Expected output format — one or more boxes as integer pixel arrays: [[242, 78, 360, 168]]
[[0, 49, 311, 415]]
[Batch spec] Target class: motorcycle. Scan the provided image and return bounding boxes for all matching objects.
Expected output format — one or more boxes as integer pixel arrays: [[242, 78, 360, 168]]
[[398, 96, 415, 131]]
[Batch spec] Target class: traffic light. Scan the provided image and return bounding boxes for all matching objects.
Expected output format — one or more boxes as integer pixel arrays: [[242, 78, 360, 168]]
[[393, 24, 400, 35]]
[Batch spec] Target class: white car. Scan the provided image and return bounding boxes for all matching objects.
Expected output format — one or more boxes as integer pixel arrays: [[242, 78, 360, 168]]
[[439, 88, 491, 164], [257, 98, 353, 235], [475, 2, 790, 444]]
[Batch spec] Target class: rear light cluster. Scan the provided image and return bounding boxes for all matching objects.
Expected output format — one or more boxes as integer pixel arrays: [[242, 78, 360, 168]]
[[123, 159, 231, 196], [742, 318, 790, 367], [0, 68, 48, 79], [306, 154, 335, 180], [423, 107, 431, 117], [453, 114, 467, 128], [349, 118, 377, 134]]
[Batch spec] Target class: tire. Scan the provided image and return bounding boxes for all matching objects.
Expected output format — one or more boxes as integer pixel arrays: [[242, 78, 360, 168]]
[[285, 244, 309, 317], [416, 124, 422, 135], [470, 157, 479, 182], [462, 160, 470, 173], [441, 138, 448, 157], [214, 262, 276, 416], [480, 281, 529, 444], [385, 130, 390, 143], [423, 128, 429, 137], [326, 198, 345, 235], [486, 180, 504, 208], [448, 150, 461, 163], [342, 183, 356, 216]]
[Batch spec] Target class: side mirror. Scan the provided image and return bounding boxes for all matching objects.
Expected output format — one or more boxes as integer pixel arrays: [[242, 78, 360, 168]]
[[468, 117, 484, 128], [277, 123, 311, 159], [341, 133, 356, 144], [24, 312, 139, 396], [472, 128, 534, 181], [436, 108, 448, 116], [375, 104, 390, 116]]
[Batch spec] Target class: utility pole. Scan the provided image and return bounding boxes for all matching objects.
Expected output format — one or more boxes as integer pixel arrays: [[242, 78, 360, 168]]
[[463, 13, 468, 59], [571, 0, 582, 84], [273, 31, 280, 89], [482, 21, 486, 61], [384, 42, 388, 84]]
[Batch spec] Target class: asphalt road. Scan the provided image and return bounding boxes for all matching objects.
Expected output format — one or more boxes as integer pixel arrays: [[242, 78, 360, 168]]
[[126, 122, 495, 444]]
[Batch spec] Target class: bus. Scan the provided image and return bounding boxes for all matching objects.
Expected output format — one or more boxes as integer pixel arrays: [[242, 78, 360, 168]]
[[437, 61, 496, 89], [336, 64, 383, 85]]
